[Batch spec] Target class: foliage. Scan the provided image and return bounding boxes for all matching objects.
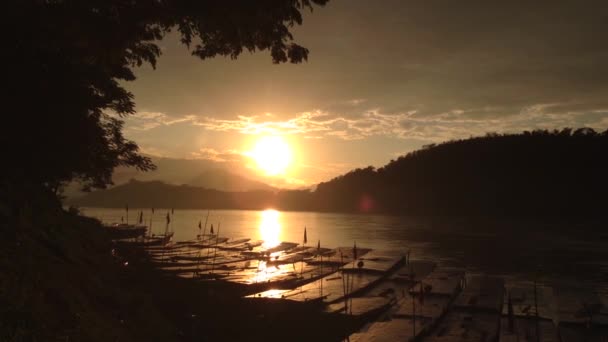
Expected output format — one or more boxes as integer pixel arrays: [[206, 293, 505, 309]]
[[315, 128, 608, 215], [0, 210, 176, 341], [4, 0, 328, 195]]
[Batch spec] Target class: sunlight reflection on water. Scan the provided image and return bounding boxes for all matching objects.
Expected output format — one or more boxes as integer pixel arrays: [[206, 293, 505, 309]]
[[259, 209, 281, 249]]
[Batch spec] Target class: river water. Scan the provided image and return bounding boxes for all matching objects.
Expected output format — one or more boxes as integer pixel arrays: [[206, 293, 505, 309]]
[[81, 207, 608, 295]]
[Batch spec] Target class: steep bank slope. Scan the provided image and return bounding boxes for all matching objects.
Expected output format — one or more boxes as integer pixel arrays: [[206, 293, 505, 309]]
[[0, 210, 176, 341]]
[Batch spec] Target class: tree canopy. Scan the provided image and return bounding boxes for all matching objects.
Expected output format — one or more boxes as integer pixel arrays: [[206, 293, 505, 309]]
[[3, 0, 328, 197], [315, 128, 608, 215]]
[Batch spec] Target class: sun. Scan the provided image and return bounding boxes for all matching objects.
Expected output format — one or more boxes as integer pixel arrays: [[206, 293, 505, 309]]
[[249, 136, 293, 176]]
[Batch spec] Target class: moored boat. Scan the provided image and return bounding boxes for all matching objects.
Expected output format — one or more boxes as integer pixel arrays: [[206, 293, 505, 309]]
[[104, 223, 147, 239]]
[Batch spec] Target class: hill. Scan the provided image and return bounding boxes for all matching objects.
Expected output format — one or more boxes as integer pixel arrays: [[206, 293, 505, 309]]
[[73, 128, 608, 216], [64, 157, 276, 199], [70, 179, 311, 211], [188, 168, 276, 192], [316, 128, 608, 215]]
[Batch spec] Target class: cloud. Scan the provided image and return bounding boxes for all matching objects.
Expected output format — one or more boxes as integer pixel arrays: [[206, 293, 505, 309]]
[[190, 102, 607, 143], [190, 147, 245, 163], [124, 112, 196, 132], [126, 94, 608, 147]]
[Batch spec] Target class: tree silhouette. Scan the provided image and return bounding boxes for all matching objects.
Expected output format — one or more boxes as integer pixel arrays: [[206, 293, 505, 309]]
[[314, 128, 608, 215], [4, 0, 328, 198]]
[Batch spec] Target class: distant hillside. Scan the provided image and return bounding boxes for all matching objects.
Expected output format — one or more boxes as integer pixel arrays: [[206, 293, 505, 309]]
[[111, 157, 221, 185], [315, 128, 608, 215], [63, 157, 276, 199], [70, 179, 309, 211], [74, 128, 608, 216], [188, 168, 277, 192]]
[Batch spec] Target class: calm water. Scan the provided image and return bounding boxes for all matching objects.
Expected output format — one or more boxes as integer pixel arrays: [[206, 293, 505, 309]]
[[82, 207, 608, 294]]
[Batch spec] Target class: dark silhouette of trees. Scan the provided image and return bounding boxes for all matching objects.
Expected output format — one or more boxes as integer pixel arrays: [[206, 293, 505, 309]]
[[3, 0, 328, 202], [315, 128, 608, 216]]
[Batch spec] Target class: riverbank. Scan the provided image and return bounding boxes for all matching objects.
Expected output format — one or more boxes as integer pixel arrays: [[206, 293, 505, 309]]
[[0, 209, 352, 341], [4, 206, 607, 341], [1, 210, 175, 340]]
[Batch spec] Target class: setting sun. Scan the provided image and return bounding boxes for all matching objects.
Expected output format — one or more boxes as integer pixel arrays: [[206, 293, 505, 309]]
[[249, 136, 293, 176]]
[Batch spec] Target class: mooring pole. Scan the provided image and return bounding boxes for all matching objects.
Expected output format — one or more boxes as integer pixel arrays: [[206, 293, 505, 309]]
[[411, 266, 416, 339], [534, 270, 540, 342], [211, 222, 220, 274]]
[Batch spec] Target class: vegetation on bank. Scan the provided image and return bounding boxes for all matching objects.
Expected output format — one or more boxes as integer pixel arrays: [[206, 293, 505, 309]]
[[1, 199, 353, 341], [74, 128, 608, 216], [315, 127, 608, 215], [0, 203, 175, 341]]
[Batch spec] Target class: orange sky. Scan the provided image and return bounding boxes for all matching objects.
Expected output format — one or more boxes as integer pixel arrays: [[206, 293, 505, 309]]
[[121, 0, 608, 187]]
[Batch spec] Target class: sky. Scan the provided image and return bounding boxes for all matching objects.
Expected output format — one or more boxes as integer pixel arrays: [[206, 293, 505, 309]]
[[122, 0, 608, 188]]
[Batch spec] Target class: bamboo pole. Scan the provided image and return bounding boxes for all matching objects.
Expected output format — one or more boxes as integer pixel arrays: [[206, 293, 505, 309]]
[[413, 286, 416, 337], [411, 266, 416, 338], [196, 211, 210, 274], [341, 251, 348, 314], [211, 222, 220, 274], [148, 208, 154, 237], [534, 269, 540, 342]]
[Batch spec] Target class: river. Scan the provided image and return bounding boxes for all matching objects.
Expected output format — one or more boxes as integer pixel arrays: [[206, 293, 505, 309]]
[[81, 207, 608, 296]]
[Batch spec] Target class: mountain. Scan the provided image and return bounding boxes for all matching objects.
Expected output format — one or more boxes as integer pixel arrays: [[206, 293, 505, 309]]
[[63, 157, 276, 199], [72, 128, 608, 216], [111, 157, 222, 185], [188, 169, 277, 192], [70, 179, 311, 211], [314, 128, 608, 215]]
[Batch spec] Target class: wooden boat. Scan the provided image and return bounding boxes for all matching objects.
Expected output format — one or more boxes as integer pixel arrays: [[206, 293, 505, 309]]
[[110, 230, 608, 342], [159, 262, 246, 276], [201, 254, 259, 266], [115, 232, 173, 247], [255, 248, 406, 304], [500, 317, 559, 342], [263, 241, 299, 254], [396, 267, 465, 317], [266, 253, 311, 267], [425, 275, 504, 342], [554, 285, 608, 342], [147, 248, 202, 259], [558, 323, 608, 342], [306, 246, 372, 266], [502, 284, 556, 319], [453, 275, 505, 313], [326, 296, 393, 318], [350, 317, 430, 342], [143, 242, 189, 252], [174, 239, 207, 246], [104, 223, 147, 239], [427, 311, 502, 342], [363, 260, 436, 299], [149, 252, 216, 265], [239, 259, 338, 291], [347, 265, 463, 341], [218, 239, 262, 251], [340, 249, 407, 275], [188, 237, 230, 248], [224, 238, 251, 246], [189, 237, 251, 250], [555, 286, 606, 326]]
